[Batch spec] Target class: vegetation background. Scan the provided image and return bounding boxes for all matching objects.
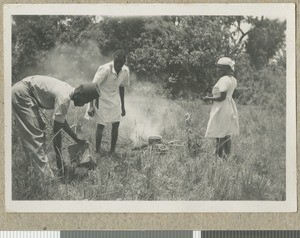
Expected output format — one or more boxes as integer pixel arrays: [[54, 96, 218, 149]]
[[11, 15, 286, 201]]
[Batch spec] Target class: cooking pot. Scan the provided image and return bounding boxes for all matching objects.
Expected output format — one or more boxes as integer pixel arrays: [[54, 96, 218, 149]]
[[148, 135, 162, 145]]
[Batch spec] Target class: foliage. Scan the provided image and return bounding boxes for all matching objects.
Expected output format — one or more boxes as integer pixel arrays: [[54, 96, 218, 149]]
[[12, 15, 286, 99], [99, 17, 146, 55], [234, 52, 286, 113], [245, 18, 286, 70], [12, 16, 67, 83], [127, 16, 241, 98], [12, 16, 102, 84]]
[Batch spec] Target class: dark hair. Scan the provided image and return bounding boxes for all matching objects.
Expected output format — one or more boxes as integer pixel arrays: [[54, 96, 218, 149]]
[[114, 50, 126, 62], [217, 64, 234, 76], [71, 83, 99, 106]]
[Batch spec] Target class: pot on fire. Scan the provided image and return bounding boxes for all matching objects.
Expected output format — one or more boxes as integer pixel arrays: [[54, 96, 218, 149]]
[[148, 135, 162, 145]]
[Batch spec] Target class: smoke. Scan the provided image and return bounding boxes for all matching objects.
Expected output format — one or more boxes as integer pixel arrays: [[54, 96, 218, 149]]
[[121, 80, 183, 145], [122, 95, 163, 144], [39, 40, 110, 86], [39, 43, 184, 146]]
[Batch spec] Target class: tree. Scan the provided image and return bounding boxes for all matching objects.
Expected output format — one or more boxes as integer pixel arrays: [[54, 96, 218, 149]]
[[12, 15, 69, 83], [12, 16, 100, 83], [99, 17, 146, 55], [245, 18, 286, 70], [127, 16, 243, 98], [11, 15, 286, 102]]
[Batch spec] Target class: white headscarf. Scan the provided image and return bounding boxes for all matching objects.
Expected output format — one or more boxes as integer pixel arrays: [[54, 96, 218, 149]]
[[217, 57, 235, 71]]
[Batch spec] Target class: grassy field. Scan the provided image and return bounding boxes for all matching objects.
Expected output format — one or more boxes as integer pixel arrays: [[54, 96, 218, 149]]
[[11, 80, 286, 201]]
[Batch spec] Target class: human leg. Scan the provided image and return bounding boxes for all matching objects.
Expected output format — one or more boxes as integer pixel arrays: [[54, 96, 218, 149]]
[[216, 137, 229, 158], [110, 122, 120, 153], [96, 124, 105, 153], [224, 135, 231, 157], [215, 138, 222, 158], [52, 122, 65, 175], [12, 82, 51, 174]]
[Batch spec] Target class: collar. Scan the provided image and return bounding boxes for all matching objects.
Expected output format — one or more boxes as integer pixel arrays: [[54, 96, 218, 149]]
[[111, 61, 124, 75], [69, 87, 75, 99]]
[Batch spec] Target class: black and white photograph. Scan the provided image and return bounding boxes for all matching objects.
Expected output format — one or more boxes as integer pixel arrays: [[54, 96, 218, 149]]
[[4, 4, 296, 212]]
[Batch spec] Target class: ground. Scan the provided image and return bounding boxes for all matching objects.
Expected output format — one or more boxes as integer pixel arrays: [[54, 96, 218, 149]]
[[11, 86, 286, 201]]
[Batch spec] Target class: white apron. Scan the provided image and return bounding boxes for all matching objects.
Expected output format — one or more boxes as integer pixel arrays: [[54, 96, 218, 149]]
[[205, 75, 239, 138]]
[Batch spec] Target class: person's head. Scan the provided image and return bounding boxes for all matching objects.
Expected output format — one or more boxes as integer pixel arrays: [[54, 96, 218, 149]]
[[71, 83, 99, 107], [113, 50, 127, 73], [216, 57, 235, 77]]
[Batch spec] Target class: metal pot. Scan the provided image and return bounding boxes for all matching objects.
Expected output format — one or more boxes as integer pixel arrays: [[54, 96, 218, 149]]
[[148, 135, 162, 145]]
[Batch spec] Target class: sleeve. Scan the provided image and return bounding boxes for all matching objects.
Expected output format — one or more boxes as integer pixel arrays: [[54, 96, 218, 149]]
[[120, 68, 130, 87], [53, 97, 70, 123], [92, 66, 109, 86], [215, 76, 230, 92]]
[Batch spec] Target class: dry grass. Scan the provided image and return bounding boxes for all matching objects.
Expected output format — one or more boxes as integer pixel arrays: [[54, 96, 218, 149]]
[[11, 80, 286, 201]]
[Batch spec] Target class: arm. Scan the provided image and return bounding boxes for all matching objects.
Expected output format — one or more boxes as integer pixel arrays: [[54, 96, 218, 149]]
[[53, 119, 85, 170], [63, 120, 80, 142], [119, 86, 125, 116], [64, 120, 86, 143], [119, 68, 129, 117], [53, 119, 86, 173], [88, 66, 106, 116], [53, 119, 85, 144], [203, 92, 227, 102], [204, 76, 230, 102], [88, 100, 95, 117]]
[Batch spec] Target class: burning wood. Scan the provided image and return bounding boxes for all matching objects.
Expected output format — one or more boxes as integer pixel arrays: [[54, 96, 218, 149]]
[[131, 135, 183, 154]]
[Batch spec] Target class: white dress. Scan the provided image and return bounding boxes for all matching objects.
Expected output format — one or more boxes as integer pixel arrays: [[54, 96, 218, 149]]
[[84, 61, 130, 125], [205, 75, 239, 138]]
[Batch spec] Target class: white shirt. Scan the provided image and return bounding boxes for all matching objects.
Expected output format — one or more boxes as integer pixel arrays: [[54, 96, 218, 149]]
[[85, 61, 130, 124], [23, 75, 74, 123]]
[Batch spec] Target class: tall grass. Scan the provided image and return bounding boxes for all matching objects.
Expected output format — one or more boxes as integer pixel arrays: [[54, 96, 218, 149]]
[[11, 79, 286, 201]]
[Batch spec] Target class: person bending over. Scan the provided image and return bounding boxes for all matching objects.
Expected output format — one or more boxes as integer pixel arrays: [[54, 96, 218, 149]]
[[12, 75, 99, 177]]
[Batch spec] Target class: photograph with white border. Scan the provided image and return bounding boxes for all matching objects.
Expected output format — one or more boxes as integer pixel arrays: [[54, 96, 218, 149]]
[[4, 3, 296, 212]]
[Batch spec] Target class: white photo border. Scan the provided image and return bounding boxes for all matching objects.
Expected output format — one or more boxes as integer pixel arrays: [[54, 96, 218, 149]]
[[4, 3, 296, 213]]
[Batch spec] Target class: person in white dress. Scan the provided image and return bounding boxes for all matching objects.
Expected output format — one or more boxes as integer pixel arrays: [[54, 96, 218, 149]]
[[86, 50, 130, 154], [203, 57, 239, 158]]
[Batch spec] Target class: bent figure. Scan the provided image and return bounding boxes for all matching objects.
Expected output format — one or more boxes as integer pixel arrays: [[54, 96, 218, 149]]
[[12, 75, 99, 177], [203, 57, 239, 158], [85, 50, 130, 155]]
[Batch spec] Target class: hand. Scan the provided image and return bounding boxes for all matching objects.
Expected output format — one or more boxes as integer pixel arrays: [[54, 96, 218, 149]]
[[121, 107, 126, 117], [88, 107, 95, 117]]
